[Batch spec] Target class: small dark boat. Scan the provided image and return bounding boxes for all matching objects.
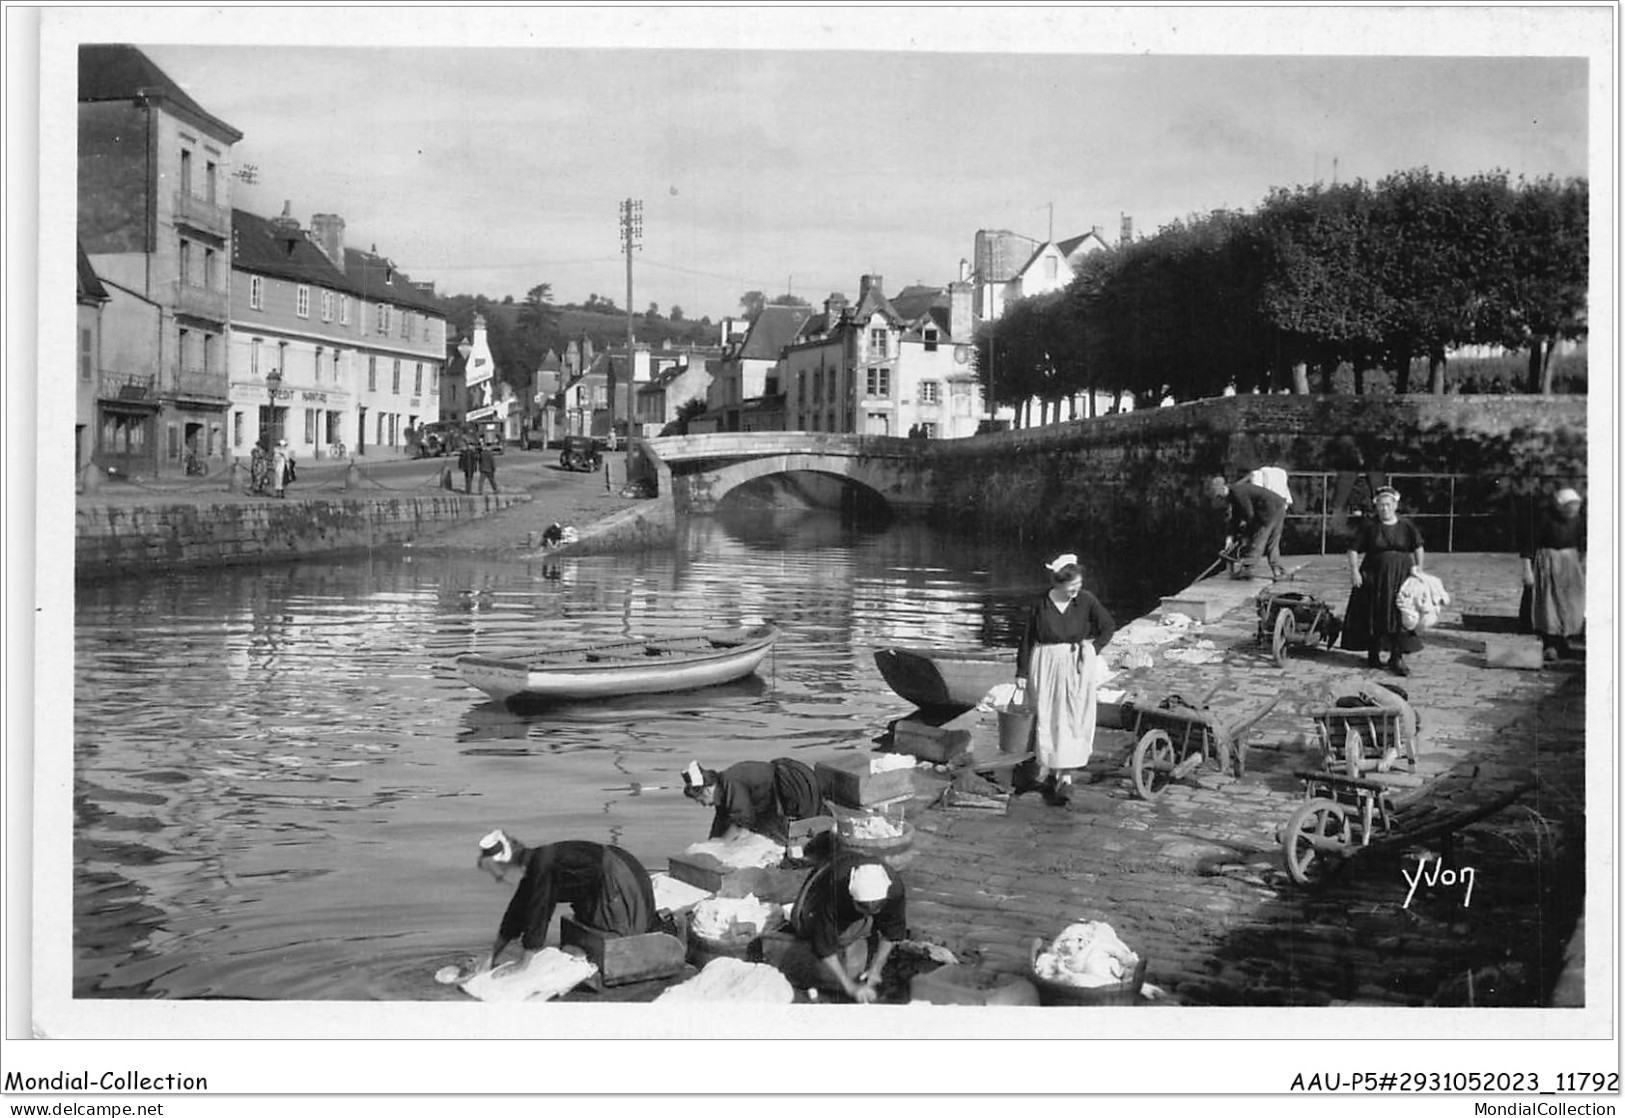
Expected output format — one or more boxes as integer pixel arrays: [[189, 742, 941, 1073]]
[[872, 646, 1015, 711]]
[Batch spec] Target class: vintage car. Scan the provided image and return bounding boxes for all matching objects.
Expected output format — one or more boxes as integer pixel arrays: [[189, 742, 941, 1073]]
[[558, 435, 603, 472]]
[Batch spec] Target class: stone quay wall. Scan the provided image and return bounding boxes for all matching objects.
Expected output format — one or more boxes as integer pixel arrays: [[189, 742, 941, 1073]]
[[76, 493, 528, 580]]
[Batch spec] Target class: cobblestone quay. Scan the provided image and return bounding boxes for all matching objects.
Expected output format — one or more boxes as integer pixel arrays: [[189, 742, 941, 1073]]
[[896, 552, 1587, 1007]]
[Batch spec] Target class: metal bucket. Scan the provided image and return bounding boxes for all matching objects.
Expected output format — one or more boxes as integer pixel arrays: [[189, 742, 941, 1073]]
[[997, 707, 1035, 753]]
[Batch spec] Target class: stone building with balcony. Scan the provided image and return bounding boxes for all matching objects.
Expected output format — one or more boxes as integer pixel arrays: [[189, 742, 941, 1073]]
[[78, 43, 242, 476], [76, 244, 110, 475], [229, 205, 446, 462]]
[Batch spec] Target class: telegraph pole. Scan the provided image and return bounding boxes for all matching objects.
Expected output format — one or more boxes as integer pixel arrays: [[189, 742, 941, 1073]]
[[619, 197, 642, 491]]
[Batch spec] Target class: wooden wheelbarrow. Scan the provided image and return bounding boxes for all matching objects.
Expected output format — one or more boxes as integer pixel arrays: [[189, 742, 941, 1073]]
[[1120, 686, 1282, 800]]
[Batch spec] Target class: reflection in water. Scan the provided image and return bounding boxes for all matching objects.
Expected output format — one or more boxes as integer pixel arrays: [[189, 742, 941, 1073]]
[[73, 509, 1166, 1000]]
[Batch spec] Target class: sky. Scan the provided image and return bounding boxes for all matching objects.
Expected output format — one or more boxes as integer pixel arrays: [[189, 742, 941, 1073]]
[[56, 8, 1603, 323]]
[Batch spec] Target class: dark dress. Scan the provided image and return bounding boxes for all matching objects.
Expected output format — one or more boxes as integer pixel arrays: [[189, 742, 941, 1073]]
[[1521, 508, 1585, 639], [498, 841, 657, 950], [1340, 517, 1425, 654], [791, 851, 907, 960], [709, 758, 826, 842]]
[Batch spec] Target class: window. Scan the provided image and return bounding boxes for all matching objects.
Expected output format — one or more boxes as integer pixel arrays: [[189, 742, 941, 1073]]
[[333, 349, 341, 381], [304, 408, 318, 444], [339, 296, 350, 325], [321, 290, 334, 322], [402, 311, 413, 341], [377, 303, 391, 334], [866, 367, 890, 398], [277, 341, 288, 377], [233, 411, 244, 448], [314, 346, 324, 382], [251, 338, 262, 375], [250, 275, 263, 310], [79, 327, 93, 382], [167, 424, 180, 460], [919, 380, 940, 405], [392, 360, 401, 395], [924, 328, 939, 352], [920, 422, 937, 438], [178, 238, 192, 285], [368, 356, 378, 392], [180, 149, 192, 196], [414, 362, 423, 395], [377, 413, 387, 446], [202, 333, 215, 375], [203, 247, 216, 289], [178, 327, 191, 371], [205, 160, 217, 204], [869, 328, 888, 357], [296, 285, 310, 318]]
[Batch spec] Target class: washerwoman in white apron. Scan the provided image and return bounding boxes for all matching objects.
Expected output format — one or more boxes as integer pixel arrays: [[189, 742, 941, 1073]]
[[1015, 553, 1117, 806]]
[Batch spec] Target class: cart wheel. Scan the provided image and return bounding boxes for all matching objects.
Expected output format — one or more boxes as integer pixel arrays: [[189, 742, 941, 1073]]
[[1283, 798, 1349, 886], [1271, 608, 1296, 668], [1131, 729, 1177, 801]]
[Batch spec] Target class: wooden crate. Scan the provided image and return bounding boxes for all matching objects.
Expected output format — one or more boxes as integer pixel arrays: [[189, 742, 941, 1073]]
[[1483, 635, 1543, 670], [558, 917, 686, 987], [666, 855, 810, 904], [891, 719, 973, 764], [816, 753, 919, 809]]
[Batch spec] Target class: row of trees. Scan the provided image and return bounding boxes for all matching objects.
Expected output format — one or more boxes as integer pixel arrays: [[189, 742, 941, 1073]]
[[979, 170, 1588, 418]]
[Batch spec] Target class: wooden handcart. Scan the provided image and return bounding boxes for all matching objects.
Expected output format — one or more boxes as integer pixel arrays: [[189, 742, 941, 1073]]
[[1281, 704, 1528, 887], [1120, 689, 1281, 800], [1256, 589, 1342, 668]]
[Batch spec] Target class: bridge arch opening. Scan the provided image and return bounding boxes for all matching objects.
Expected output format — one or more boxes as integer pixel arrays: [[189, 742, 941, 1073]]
[[714, 469, 892, 526]]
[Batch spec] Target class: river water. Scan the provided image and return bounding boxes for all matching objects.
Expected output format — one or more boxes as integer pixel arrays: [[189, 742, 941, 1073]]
[[72, 510, 1165, 1001]]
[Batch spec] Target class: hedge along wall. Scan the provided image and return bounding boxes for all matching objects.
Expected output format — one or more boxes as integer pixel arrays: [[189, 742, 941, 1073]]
[[76, 493, 529, 580], [917, 394, 1588, 614]]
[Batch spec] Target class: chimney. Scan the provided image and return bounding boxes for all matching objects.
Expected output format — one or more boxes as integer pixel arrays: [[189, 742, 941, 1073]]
[[1091, 225, 1103, 241], [1119, 214, 1133, 246], [948, 281, 973, 342], [958, 258, 971, 282], [268, 200, 302, 254], [310, 213, 346, 270], [859, 274, 883, 303], [824, 292, 848, 321]]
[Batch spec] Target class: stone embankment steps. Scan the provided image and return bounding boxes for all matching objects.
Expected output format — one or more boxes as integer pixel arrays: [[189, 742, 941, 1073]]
[[897, 552, 1586, 1006]]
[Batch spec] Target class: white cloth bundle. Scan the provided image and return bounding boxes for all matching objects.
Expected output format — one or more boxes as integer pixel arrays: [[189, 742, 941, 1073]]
[[1034, 922, 1140, 988], [458, 947, 597, 1002], [650, 871, 714, 913], [684, 831, 785, 869], [843, 814, 905, 840], [689, 894, 778, 940], [654, 957, 794, 1004], [869, 752, 917, 774], [1396, 571, 1451, 632], [977, 682, 1022, 713]]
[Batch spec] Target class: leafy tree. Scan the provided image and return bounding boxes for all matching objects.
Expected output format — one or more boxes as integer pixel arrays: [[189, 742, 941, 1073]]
[[670, 305, 685, 322], [1497, 176, 1588, 393], [659, 396, 709, 437], [646, 301, 660, 320], [739, 291, 766, 321], [769, 293, 810, 307]]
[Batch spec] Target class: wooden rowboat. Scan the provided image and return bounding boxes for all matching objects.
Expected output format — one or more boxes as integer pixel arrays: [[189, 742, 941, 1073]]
[[457, 625, 777, 703], [872, 646, 1015, 711]]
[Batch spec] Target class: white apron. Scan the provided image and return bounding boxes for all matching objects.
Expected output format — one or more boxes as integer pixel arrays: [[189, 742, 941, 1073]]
[[1029, 640, 1100, 771]]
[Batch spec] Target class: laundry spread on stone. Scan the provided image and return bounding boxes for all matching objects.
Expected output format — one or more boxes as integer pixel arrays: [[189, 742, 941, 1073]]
[[650, 871, 713, 913], [1034, 922, 1140, 988], [684, 831, 784, 869], [654, 956, 794, 1003], [1163, 640, 1224, 664], [843, 814, 906, 840], [458, 947, 597, 1002], [869, 753, 918, 774], [689, 894, 779, 941]]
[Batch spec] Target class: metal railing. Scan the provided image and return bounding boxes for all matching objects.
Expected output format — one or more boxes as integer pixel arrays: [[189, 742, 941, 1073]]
[[170, 280, 228, 322], [172, 190, 230, 235], [100, 371, 156, 402], [1284, 470, 1525, 554]]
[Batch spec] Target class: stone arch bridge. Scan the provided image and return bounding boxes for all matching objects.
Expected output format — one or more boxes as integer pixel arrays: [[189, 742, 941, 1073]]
[[642, 433, 934, 515]]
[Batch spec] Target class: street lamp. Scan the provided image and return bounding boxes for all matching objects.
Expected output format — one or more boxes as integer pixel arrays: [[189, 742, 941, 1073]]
[[266, 367, 283, 444]]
